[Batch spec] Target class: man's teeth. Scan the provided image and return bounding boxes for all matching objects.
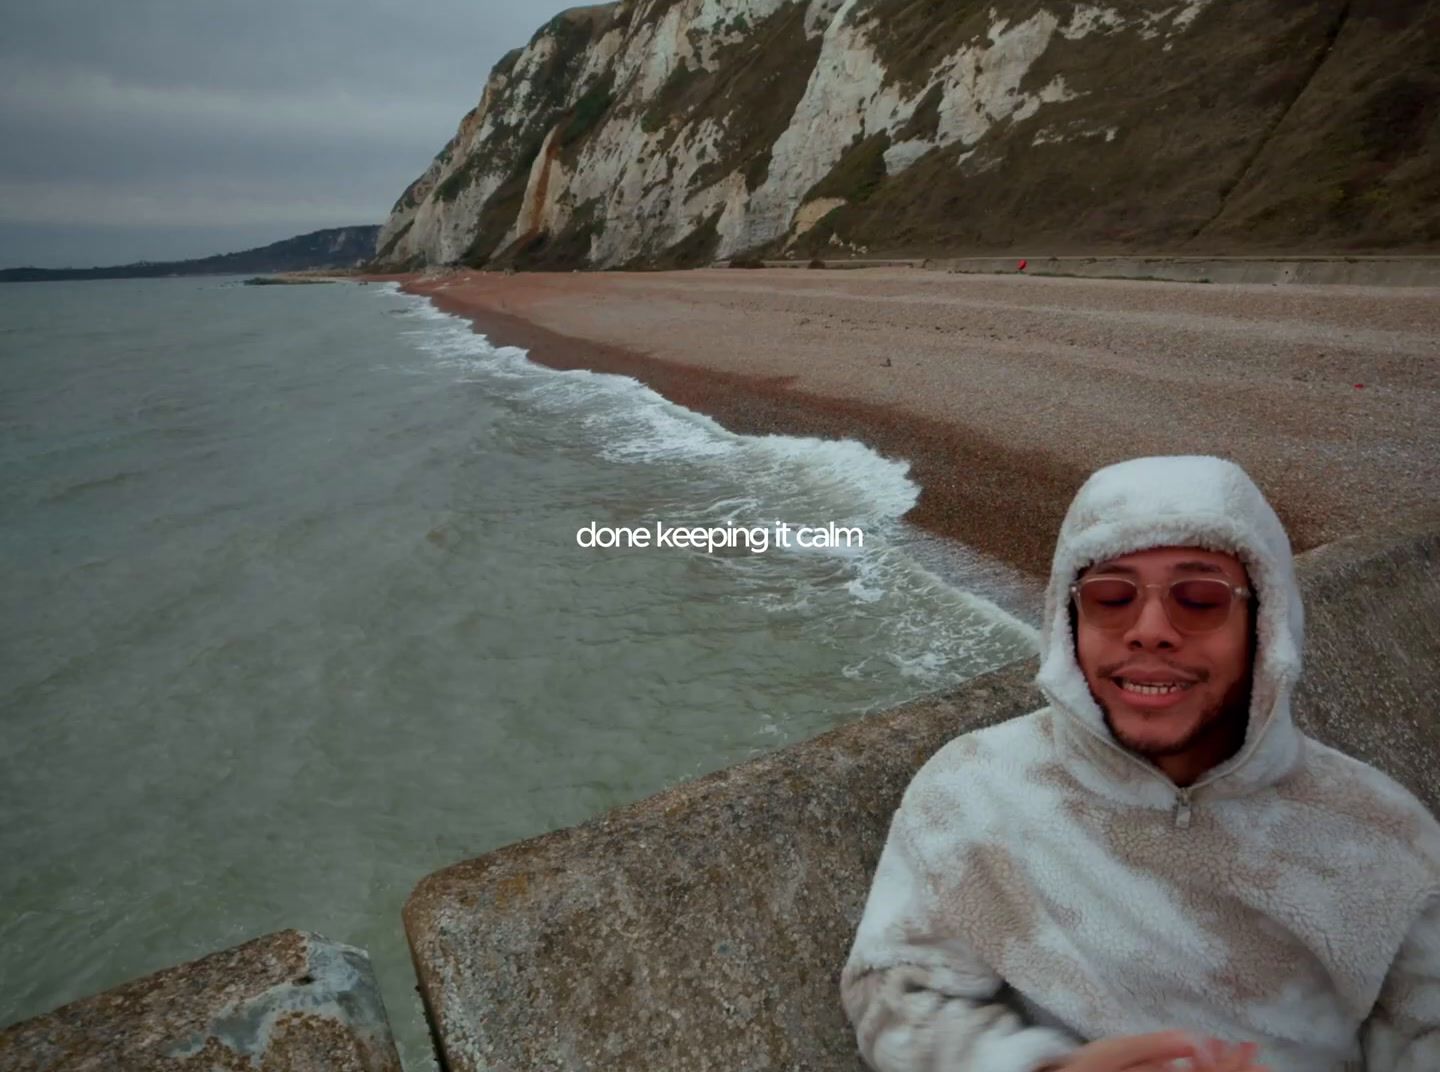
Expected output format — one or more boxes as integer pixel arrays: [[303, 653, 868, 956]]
[[1118, 678, 1193, 696]]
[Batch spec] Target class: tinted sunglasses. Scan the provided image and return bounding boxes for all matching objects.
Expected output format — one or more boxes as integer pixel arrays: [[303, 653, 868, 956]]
[[1070, 576, 1251, 634]]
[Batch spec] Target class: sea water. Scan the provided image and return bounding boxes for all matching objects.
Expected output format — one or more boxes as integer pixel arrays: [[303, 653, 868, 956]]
[[0, 276, 1038, 1067]]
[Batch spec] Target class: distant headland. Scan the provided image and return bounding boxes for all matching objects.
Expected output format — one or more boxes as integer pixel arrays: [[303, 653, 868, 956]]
[[0, 225, 379, 283]]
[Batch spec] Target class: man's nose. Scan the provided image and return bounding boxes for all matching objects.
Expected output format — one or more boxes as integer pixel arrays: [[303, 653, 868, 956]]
[[1123, 589, 1182, 648]]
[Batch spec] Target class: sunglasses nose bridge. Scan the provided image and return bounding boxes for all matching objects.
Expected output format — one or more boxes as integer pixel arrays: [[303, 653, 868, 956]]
[[1129, 583, 1183, 637]]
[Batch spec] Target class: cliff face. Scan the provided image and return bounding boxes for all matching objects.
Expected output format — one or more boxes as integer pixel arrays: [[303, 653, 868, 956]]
[[374, 0, 1439, 270]]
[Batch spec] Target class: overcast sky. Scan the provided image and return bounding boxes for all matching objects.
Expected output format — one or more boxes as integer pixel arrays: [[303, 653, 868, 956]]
[[0, 0, 578, 268]]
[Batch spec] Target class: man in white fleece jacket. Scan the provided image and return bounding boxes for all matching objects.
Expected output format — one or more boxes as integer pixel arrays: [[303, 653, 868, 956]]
[[841, 455, 1440, 1072]]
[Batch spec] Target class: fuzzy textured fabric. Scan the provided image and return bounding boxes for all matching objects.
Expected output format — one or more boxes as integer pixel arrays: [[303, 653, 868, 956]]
[[841, 456, 1440, 1072]]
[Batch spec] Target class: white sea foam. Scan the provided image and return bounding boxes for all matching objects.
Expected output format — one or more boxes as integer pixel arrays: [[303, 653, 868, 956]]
[[388, 286, 1042, 682], [406, 288, 1024, 544], [391, 288, 920, 527]]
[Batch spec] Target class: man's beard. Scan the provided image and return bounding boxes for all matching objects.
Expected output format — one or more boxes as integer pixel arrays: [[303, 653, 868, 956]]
[[1101, 675, 1253, 759]]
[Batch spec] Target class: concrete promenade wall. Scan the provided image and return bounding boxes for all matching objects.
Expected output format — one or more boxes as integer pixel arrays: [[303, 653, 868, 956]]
[[403, 517, 1440, 1072], [926, 255, 1440, 287], [753, 256, 1440, 285], [0, 930, 402, 1072]]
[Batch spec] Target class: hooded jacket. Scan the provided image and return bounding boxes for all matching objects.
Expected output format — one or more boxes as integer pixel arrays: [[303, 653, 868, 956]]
[[841, 456, 1440, 1072]]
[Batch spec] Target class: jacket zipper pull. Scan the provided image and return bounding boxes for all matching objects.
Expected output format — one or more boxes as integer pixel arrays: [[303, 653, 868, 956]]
[[1173, 789, 1193, 828]]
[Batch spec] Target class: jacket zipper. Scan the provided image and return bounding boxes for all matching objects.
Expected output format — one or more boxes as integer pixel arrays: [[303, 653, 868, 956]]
[[1040, 684, 1283, 830], [1173, 788, 1193, 829]]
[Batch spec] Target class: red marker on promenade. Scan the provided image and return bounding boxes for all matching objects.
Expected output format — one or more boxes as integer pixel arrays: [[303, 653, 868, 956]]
[[1018, 259, 1028, 272]]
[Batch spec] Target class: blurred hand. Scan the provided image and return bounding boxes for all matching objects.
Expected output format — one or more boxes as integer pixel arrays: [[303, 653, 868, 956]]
[[1037, 1032, 1198, 1072], [1037, 1031, 1268, 1072], [1192, 1037, 1267, 1072]]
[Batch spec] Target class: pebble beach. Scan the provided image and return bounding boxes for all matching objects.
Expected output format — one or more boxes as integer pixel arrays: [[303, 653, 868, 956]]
[[391, 267, 1440, 578]]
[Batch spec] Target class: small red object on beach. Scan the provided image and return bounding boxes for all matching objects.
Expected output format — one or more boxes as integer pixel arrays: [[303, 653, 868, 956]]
[[1355, 383, 1365, 389], [1018, 259, 1028, 271]]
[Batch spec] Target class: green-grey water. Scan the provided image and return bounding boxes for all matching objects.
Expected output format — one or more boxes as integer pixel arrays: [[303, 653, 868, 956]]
[[0, 277, 1038, 1066]]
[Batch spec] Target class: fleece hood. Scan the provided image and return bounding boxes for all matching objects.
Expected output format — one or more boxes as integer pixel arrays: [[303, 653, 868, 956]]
[[1034, 455, 1306, 808]]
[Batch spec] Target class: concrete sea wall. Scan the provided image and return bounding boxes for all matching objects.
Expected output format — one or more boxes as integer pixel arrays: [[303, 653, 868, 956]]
[[403, 517, 1440, 1071], [4, 518, 1436, 1070], [929, 255, 1440, 287]]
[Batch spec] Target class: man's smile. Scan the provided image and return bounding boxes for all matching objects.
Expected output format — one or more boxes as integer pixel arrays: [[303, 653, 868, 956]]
[[1103, 663, 1204, 711], [1109, 676, 1197, 709]]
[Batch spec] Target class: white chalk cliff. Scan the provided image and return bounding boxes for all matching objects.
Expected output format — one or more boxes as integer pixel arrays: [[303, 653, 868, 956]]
[[374, 0, 1438, 267]]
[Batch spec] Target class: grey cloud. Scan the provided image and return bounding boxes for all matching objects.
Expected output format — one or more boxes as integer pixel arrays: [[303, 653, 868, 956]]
[[0, 0, 578, 267]]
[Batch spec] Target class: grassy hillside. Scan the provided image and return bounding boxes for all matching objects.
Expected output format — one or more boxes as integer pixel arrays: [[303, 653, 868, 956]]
[[2, 227, 380, 283]]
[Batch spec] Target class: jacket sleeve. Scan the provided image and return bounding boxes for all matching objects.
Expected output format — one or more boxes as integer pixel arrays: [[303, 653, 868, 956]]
[[840, 810, 1078, 1072], [1363, 894, 1440, 1071]]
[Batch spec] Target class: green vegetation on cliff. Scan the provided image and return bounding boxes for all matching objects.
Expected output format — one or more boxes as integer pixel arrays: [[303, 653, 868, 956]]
[[378, 0, 1439, 270]]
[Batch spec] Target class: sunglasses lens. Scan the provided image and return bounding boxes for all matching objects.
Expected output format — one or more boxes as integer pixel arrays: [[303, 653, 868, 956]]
[[1167, 579, 1234, 632], [1076, 578, 1139, 628], [1076, 577, 1238, 632]]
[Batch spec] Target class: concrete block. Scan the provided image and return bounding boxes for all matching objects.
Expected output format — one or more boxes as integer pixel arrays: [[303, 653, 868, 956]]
[[0, 930, 402, 1072], [406, 660, 1043, 1071]]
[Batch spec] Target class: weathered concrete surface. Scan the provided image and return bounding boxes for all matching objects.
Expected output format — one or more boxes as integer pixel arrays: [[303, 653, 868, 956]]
[[405, 660, 1043, 1072], [405, 518, 1440, 1071], [930, 255, 1440, 287], [0, 930, 402, 1072], [1292, 514, 1440, 809]]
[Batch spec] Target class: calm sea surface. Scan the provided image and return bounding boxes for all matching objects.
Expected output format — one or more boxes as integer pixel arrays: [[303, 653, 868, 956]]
[[0, 276, 1038, 1066]]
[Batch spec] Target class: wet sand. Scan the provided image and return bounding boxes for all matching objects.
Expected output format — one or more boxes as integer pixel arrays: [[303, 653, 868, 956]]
[[381, 268, 1440, 580]]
